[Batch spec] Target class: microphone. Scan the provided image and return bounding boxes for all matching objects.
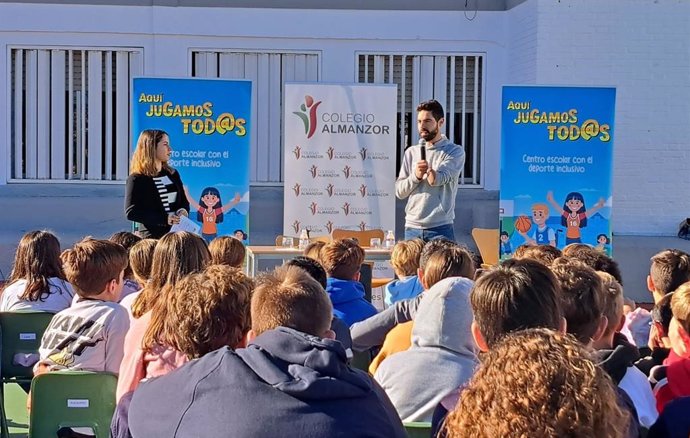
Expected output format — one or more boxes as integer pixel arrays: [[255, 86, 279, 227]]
[[420, 139, 426, 161]]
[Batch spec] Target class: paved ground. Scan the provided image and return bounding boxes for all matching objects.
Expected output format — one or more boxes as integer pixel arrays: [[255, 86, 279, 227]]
[[1, 183, 688, 304]]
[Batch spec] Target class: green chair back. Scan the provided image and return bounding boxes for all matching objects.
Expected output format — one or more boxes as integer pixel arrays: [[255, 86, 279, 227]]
[[29, 371, 117, 438], [404, 421, 432, 438], [0, 312, 54, 382]]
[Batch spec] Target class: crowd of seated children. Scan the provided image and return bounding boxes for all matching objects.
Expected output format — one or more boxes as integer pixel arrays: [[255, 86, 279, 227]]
[[384, 238, 424, 306], [320, 239, 377, 326], [430, 258, 565, 435], [592, 271, 658, 428], [10, 227, 690, 438], [1, 230, 75, 313], [369, 244, 475, 374], [127, 266, 407, 438], [111, 264, 253, 438], [349, 237, 457, 352], [550, 257, 640, 437], [116, 231, 210, 401]]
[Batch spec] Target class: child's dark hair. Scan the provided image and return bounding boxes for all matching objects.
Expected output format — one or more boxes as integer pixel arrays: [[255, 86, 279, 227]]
[[62, 239, 128, 297], [423, 246, 475, 288], [471, 259, 563, 348], [650, 249, 690, 295], [285, 256, 328, 289], [5, 230, 66, 302]]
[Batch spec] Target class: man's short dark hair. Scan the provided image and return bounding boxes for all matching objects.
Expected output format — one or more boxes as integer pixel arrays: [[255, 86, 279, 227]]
[[416, 99, 445, 122], [471, 259, 563, 348], [650, 249, 690, 295], [285, 256, 327, 289]]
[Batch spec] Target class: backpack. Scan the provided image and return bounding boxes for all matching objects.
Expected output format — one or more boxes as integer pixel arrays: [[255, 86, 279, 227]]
[[678, 218, 690, 240]]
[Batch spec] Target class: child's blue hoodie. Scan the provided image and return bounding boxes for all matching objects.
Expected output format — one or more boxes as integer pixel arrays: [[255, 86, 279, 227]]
[[384, 276, 424, 307], [326, 278, 377, 326]]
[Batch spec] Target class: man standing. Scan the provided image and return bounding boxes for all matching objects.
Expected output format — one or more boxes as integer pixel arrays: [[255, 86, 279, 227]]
[[395, 100, 465, 241]]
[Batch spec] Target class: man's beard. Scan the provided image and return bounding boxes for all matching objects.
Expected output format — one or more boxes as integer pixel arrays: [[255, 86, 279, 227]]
[[420, 127, 438, 142]]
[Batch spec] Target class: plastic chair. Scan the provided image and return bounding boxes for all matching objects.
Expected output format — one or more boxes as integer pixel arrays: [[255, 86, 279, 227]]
[[29, 371, 117, 438], [0, 312, 55, 383], [404, 421, 432, 438], [471, 228, 500, 268]]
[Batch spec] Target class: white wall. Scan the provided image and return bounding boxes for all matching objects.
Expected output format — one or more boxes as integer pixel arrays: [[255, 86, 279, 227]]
[[2, 1, 687, 235], [530, 0, 690, 235], [0, 2, 507, 188]]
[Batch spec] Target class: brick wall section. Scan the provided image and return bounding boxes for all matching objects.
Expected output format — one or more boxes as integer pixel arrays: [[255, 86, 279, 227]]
[[532, 0, 690, 235]]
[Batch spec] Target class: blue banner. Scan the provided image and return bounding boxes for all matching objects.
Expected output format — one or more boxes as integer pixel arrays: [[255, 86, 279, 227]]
[[132, 77, 252, 243], [500, 86, 616, 258]]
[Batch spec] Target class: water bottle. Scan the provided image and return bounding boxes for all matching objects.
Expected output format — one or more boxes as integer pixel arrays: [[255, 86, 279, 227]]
[[298, 229, 310, 250], [384, 230, 396, 249]]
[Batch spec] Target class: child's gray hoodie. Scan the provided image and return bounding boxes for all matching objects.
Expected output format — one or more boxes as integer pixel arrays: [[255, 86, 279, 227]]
[[373, 276, 478, 422]]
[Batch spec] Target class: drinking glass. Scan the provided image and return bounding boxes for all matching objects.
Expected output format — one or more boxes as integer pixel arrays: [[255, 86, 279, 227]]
[[282, 237, 294, 248], [369, 238, 381, 248]]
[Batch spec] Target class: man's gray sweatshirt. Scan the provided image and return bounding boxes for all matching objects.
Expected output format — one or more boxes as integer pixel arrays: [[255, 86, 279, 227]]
[[395, 136, 465, 229]]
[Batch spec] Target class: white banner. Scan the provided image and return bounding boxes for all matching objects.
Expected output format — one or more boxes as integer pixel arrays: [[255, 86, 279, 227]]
[[283, 83, 397, 238]]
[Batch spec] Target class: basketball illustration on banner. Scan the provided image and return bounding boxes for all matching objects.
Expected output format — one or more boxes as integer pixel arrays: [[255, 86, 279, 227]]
[[515, 215, 532, 233]]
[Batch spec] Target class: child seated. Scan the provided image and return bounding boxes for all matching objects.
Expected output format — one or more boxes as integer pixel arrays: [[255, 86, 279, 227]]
[[651, 282, 690, 412], [320, 239, 377, 326], [36, 238, 129, 374], [384, 239, 424, 306], [441, 328, 630, 438], [109, 231, 143, 301], [118, 238, 157, 318], [1, 230, 75, 313]]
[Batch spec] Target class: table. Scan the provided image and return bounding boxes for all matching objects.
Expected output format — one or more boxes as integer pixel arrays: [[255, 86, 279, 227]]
[[245, 246, 392, 277]]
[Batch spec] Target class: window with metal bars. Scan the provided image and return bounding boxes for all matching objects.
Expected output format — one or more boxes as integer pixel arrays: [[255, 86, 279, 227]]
[[9, 47, 142, 182], [357, 53, 484, 186], [191, 50, 320, 184]]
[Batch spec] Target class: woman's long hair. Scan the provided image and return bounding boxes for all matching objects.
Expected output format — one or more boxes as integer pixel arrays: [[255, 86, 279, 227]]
[[130, 129, 173, 177]]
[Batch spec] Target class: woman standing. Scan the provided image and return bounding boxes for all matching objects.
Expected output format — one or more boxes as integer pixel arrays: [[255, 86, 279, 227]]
[[125, 130, 189, 238]]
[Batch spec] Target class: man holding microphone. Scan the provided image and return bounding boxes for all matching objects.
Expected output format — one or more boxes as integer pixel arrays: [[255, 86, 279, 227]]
[[395, 99, 465, 241]]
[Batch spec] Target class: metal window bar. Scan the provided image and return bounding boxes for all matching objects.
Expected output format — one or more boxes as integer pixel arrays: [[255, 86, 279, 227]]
[[356, 53, 484, 187], [8, 47, 142, 182]]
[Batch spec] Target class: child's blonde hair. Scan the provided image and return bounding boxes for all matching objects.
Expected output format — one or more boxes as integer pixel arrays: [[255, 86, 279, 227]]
[[423, 246, 475, 288], [390, 239, 424, 277]]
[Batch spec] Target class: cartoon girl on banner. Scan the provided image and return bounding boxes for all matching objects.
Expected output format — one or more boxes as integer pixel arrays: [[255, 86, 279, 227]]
[[546, 191, 605, 245], [184, 186, 241, 243]]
